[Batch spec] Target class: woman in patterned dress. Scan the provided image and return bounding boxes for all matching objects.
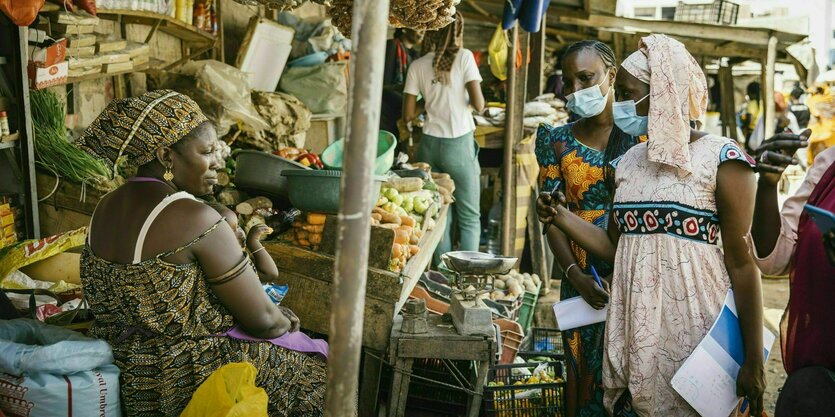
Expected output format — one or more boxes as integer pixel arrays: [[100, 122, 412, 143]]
[[535, 40, 644, 417], [537, 35, 766, 417], [76, 90, 326, 417]]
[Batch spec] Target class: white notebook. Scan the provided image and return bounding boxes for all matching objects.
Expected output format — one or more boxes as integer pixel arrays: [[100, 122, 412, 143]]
[[552, 296, 608, 331], [671, 289, 776, 417]]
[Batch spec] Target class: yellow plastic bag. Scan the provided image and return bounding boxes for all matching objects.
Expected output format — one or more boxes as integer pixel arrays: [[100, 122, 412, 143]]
[[488, 24, 510, 81], [180, 362, 268, 417]]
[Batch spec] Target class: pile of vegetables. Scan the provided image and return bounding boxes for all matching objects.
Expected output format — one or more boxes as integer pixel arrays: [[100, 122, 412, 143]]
[[370, 207, 423, 273], [273, 147, 323, 169], [489, 271, 541, 301], [290, 212, 326, 250], [29, 89, 115, 191]]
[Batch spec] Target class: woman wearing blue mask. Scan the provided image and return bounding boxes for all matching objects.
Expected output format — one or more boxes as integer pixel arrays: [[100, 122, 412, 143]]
[[534, 40, 645, 417], [538, 34, 766, 417]]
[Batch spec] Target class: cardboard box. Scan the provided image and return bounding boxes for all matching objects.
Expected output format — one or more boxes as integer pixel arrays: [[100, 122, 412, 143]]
[[3, 224, 14, 239], [27, 61, 68, 89], [103, 61, 133, 74], [97, 38, 127, 53], [1, 213, 14, 227], [52, 22, 95, 36], [67, 45, 96, 58], [29, 38, 67, 67]]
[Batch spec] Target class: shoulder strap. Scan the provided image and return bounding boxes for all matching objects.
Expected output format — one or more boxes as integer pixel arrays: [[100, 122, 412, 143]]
[[157, 219, 225, 260], [133, 192, 198, 263]]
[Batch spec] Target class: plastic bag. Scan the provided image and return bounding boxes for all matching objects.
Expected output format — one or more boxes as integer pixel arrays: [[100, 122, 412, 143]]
[[0, 0, 44, 26], [278, 62, 348, 115], [0, 319, 121, 417], [180, 362, 268, 417], [488, 24, 509, 81], [0, 228, 86, 284]]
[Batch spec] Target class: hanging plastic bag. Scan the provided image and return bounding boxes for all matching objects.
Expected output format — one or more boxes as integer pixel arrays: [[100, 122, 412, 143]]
[[0, 319, 121, 417], [278, 61, 348, 115], [488, 24, 509, 81], [180, 362, 268, 417], [0, 0, 44, 26]]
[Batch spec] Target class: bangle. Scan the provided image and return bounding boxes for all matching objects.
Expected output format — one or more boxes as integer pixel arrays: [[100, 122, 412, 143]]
[[563, 263, 579, 279], [250, 246, 266, 255]]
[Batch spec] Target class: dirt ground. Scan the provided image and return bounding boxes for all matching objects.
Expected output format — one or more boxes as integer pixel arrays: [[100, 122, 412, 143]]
[[534, 277, 791, 415]]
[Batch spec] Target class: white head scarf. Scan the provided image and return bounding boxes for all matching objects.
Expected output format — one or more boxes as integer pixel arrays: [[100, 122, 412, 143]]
[[621, 34, 708, 173]]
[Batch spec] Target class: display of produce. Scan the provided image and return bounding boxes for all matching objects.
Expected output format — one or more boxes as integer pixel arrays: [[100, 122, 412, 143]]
[[329, 0, 460, 36], [231, 0, 330, 10]]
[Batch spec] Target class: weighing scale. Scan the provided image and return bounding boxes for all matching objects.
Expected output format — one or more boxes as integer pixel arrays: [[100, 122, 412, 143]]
[[440, 251, 517, 336]]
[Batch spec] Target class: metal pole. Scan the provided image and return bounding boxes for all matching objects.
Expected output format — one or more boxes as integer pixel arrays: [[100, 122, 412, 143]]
[[325, 0, 390, 415], [501, 24, 519, 256]]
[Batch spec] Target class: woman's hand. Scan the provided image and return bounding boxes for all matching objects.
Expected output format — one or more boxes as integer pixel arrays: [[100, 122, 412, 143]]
[[568, 272, 609, 310], [277, 306, 300, 333], [753, 130, 810, 186], [536, 190, 567, 226], [736, 360, 766, 417], [246, 224, 272, 251]]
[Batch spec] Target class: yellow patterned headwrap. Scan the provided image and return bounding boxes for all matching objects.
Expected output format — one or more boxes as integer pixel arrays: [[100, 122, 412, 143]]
[[77, 90, 208, 172]]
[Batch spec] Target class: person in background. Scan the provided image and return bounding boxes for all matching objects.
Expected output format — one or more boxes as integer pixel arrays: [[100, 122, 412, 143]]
[[381, 28, 424, 140], [77, 90, 326, 417], [538, 34, 766, 416], [535, 40, 645, 417], [748, 92, 800, 152], [741, 81, 762, 145], [403, 12, 485, 266], [806, 85, 835, 164], [747, 129, 835, 416], [789, 84, 810, 130]]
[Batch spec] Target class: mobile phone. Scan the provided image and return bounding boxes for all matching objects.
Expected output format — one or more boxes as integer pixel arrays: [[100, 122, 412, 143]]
[[804, 204, 835, 234]]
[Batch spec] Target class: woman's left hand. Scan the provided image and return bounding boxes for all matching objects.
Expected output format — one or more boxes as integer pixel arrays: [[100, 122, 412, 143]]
[[536, 190, 567, 226], [736, 360, 766, 417], [277, 306, 300, 333]]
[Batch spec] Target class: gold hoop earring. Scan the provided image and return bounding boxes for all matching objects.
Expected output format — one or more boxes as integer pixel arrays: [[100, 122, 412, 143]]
[[163, 167, 174, 182]]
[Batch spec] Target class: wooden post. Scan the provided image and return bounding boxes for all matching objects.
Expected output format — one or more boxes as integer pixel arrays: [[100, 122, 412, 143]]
[[325, 0, 390, 415], [527, 16, 546, 98], [718, 63, 738, 140], [501, 24, 519, 257], [763, 35, 778, 139]]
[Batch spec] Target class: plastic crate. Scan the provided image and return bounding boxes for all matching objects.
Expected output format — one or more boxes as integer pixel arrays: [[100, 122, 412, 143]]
[[518, 327, 565, 361], [483, 361, 566, 417], [496, 293, 523, 321], [674, 0, 739, 25], [495, 318, 524, 364], [515, 286, 540, 331]]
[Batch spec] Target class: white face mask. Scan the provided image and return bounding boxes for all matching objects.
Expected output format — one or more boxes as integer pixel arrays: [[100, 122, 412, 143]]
[[613, 93, 650, 136], [566, 75, 611, 118]]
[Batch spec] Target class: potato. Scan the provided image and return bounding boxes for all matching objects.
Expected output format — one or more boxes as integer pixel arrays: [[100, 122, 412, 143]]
[[491, 290, 504, 300], [493, 279, 506, 290], [508, 282, 523, 296], [524, 281, 537, 293]]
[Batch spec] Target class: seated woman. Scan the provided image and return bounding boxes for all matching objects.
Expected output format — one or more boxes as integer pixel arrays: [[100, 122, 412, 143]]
[[76, 90, 326, 417]]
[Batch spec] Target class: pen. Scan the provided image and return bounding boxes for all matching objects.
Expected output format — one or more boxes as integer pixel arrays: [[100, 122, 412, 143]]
[[590, 265, 604, 288], [542, 180, 562, 236]]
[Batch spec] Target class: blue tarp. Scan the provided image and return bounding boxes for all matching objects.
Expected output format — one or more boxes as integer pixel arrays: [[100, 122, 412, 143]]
[[502, 0, 552, 33]]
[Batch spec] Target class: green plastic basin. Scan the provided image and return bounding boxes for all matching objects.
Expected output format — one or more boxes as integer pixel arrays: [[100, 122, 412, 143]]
[[320, 131, 397, 175], [281, 169, 386, 214]]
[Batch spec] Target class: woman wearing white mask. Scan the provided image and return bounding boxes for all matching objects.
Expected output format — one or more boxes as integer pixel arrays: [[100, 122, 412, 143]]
[[537, 35, 766, 416], [534, 40, 645, 416]]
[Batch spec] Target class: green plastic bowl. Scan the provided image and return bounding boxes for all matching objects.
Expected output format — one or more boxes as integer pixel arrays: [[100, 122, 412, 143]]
[[281, 169, 386, 214], [320, 131, 397, 175]]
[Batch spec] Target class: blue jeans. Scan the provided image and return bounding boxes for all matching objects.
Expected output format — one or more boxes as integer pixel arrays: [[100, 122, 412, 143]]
[[415, 132, 481, 266]]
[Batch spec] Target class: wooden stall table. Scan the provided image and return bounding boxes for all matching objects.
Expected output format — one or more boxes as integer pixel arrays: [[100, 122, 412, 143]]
[[387, 314, 497, 417], [263, 205, 449, 416]]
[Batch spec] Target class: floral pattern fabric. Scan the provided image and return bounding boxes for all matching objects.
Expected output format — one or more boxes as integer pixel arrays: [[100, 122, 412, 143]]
[[605, 135, 755, 416], [535, 122, 643, 416]]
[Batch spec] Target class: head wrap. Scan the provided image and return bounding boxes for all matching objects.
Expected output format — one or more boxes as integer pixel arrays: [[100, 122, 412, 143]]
[[77, 90, 208, 173], [621, 34, 708, 173], [422, 12, 464, 85]]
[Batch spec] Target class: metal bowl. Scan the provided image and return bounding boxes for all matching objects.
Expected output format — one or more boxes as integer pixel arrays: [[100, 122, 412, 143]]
[[441, 251, 518, 275]]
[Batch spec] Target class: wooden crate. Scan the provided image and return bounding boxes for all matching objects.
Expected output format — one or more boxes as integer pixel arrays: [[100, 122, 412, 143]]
[[36, 171, 104, 236]]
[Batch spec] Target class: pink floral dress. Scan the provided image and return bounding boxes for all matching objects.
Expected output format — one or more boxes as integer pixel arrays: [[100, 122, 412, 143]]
[[603, 135, 755, 416]]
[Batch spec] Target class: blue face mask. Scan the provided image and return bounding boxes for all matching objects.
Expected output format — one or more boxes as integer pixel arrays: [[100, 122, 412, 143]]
[[613, 94, 650, 136], [566, 76, 611, 118]]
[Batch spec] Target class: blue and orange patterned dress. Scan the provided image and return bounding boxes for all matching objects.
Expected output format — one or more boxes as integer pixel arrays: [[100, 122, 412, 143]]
[[535, 122, 644, 417]]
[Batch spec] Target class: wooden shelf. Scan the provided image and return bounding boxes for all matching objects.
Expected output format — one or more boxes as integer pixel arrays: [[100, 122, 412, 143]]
[[66, 62, 149, 84], [96, 9, 215, 45]]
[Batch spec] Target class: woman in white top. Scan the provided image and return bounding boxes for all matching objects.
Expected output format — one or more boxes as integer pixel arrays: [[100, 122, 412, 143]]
[[403, 12, 485, 264]]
